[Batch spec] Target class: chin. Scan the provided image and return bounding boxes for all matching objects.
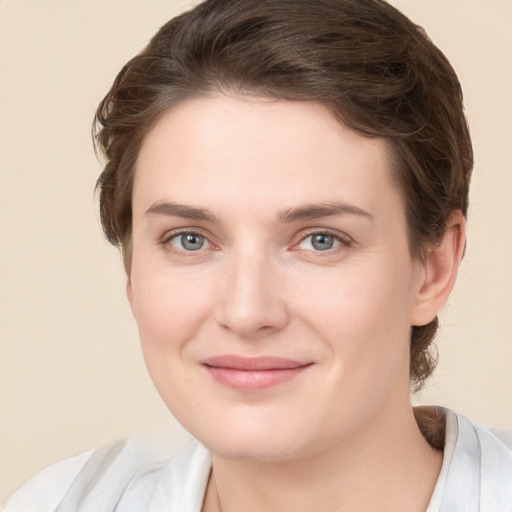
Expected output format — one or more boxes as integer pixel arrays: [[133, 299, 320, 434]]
[[184, 407, 320, 462], [204, 432, 309, 462]]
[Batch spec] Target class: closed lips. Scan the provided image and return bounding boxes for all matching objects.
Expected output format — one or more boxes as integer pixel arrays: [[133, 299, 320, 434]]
[[202, 355, 311, 370], [201, 356, 313, 391]]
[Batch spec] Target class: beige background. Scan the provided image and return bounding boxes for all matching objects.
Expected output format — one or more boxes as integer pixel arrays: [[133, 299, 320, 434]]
[[1, 0, 511, 503]]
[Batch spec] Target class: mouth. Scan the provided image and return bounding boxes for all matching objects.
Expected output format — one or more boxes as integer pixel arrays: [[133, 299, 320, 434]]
[[201, 355, 313, 391]]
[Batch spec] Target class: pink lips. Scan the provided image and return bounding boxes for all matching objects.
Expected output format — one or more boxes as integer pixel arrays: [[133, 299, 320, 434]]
[[202, 355, 312, 391]]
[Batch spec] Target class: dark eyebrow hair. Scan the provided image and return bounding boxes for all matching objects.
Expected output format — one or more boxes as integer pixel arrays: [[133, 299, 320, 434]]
[[146, 200, 372, 224], [277, 202, 373, 223], [145, 201, 219, 223]]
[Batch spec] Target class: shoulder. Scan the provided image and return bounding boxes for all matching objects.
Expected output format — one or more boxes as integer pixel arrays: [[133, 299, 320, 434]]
[[4, 449, 94, 512], [443, 410, 512, 509], [456, 412, 512, 468], [4, 438, 210, 512]]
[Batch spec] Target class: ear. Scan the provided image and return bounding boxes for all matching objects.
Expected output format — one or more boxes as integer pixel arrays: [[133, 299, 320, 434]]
[[410, 211, 466, 326], [126, 274, 136, 317]]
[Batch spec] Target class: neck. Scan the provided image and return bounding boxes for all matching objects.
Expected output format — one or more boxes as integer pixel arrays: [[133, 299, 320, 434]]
[[203, 404, 442, 512]]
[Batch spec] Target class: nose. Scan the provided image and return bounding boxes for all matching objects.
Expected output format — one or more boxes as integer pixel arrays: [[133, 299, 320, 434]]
[[214, 250, 290, 339]]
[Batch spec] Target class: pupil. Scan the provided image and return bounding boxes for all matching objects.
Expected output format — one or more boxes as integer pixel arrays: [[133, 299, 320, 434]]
[[182, 234, 204, 250], [312, 234, 333, 250]]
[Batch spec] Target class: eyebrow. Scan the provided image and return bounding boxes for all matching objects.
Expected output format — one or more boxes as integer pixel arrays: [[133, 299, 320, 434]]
[[146, 201, 219, 223], [145, 200, 373, 224], [277, 202, 373, 223]]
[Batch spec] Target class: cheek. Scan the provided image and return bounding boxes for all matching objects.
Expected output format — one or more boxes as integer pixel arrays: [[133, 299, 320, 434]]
[[130, 271, 217, 415], [131, 270, 214, 354], [297, 262, 415, 364]]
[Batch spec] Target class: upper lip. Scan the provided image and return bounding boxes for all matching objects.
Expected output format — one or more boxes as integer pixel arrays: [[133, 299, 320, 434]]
[[202, 355, 311, 371]]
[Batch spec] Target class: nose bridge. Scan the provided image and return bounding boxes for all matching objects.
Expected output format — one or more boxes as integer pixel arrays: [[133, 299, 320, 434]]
[[215, 243, 288, 337]]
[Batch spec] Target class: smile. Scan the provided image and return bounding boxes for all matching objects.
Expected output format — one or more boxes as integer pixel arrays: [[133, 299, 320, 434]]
[[201, 355, 313, 391]]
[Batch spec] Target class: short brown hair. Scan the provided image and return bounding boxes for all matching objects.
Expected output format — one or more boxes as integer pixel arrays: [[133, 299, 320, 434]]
[[94, 0, 473, 391]]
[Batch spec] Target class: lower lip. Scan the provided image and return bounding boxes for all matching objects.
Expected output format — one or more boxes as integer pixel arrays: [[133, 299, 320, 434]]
[[203, 365, 311, 391]]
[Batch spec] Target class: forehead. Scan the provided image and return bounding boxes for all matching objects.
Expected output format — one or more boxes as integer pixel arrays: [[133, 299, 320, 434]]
[[133, 94, 400, 221]]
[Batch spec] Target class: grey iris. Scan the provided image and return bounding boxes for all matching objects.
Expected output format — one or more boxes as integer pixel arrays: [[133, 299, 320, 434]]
[[311, 234, 334, 250], [181, 234, 205, 251]]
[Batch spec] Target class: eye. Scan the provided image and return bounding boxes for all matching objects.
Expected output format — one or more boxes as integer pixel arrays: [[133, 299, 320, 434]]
[[297, 232, 346, 251], [168, 232, 211, 252]]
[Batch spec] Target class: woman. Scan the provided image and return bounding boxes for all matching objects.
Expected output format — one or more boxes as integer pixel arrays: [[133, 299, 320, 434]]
[[6, 0, 512, 510]]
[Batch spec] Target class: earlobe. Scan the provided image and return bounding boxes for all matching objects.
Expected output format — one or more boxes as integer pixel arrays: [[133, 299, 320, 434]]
[[411, 211, 466, 326]]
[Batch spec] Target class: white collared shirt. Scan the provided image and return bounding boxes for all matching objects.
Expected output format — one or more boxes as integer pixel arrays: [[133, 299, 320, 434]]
[[5, 409, 512, 512]]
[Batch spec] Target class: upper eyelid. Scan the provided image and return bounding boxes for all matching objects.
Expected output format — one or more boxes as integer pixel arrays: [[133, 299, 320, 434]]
[[161, 227, 213, 243], [294, 227, 353, 244]]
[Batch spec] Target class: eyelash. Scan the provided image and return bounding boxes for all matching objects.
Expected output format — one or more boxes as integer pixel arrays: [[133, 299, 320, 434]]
[[160, 228, 352, 255], [292, 229, 353, 253], [160, 229, 216, 254]]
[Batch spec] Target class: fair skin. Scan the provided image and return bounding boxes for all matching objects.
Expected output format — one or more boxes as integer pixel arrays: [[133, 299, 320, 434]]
[[127, 95, 465, 512]]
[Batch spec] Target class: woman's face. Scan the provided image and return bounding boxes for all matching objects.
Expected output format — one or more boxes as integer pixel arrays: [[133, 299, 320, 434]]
[[128, 95, 426, 461]]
